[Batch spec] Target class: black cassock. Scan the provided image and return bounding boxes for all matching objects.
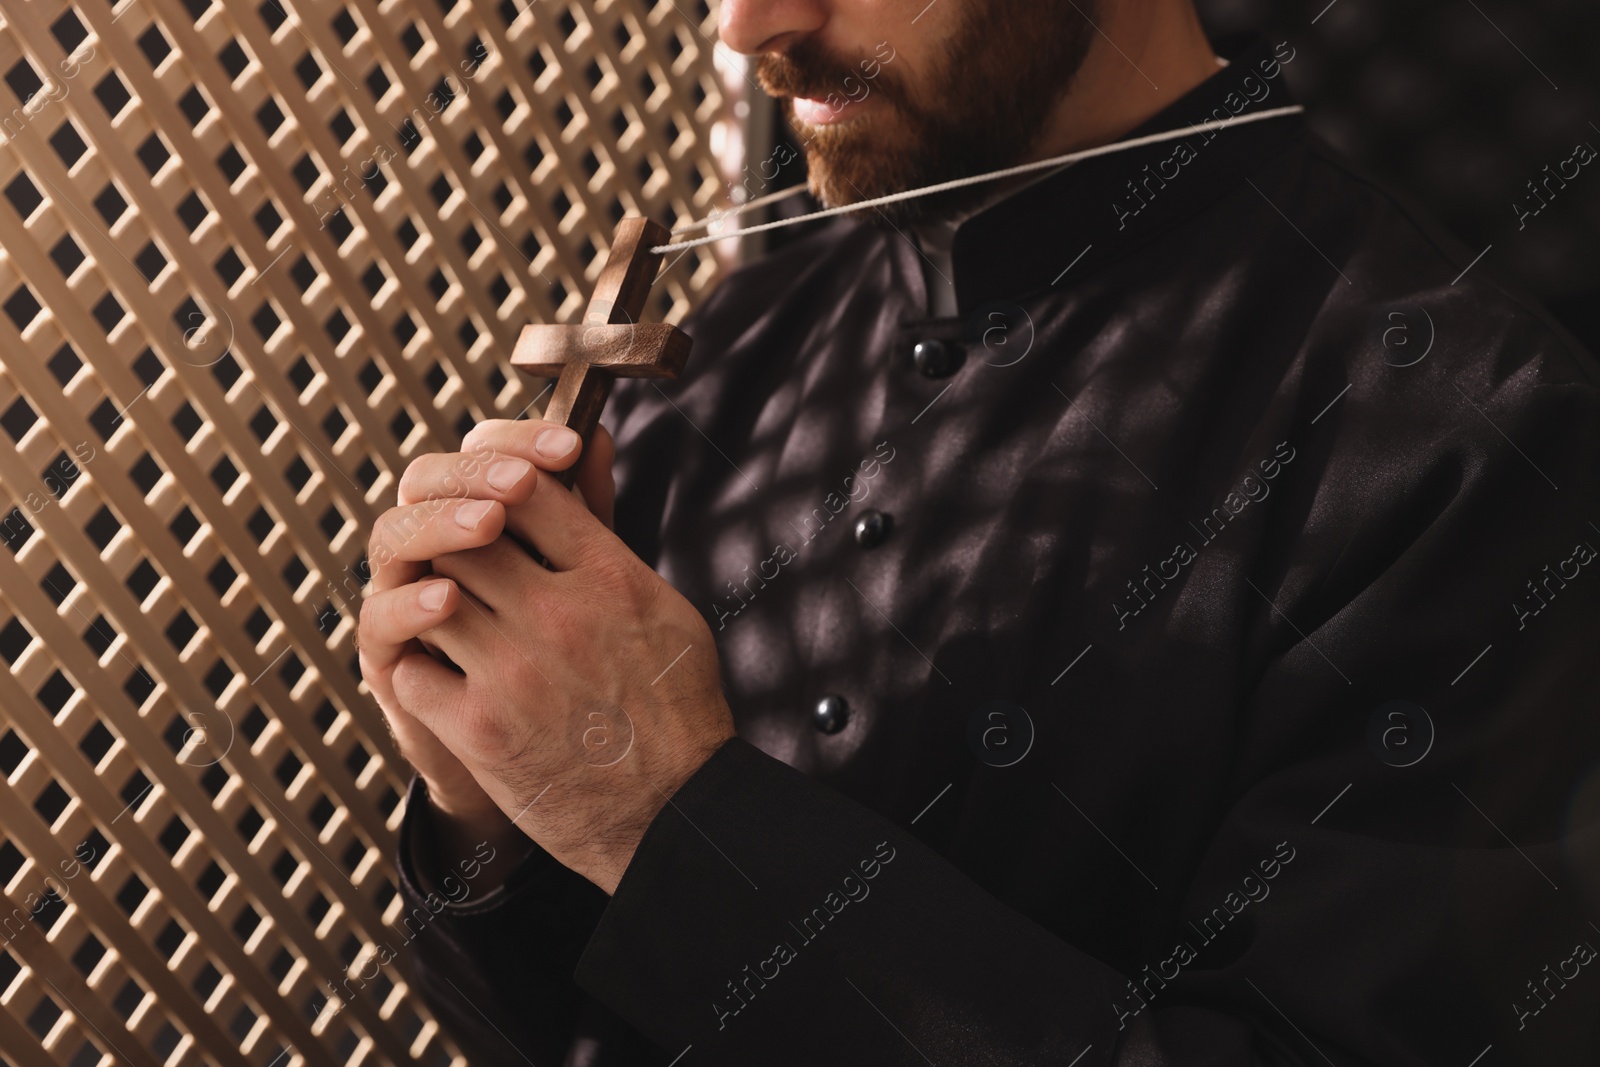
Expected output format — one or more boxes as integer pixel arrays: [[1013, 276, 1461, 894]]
[[393, 38, 1600, 1067]]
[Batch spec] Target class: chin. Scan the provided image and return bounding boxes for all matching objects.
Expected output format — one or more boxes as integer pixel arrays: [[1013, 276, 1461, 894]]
[[800, 137, 911, 205], [803, 146, 983, 228]]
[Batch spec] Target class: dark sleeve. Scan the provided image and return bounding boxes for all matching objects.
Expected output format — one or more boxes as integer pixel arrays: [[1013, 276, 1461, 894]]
[[394, 778, 664, 1066], [573, 738, 1129, 1065]]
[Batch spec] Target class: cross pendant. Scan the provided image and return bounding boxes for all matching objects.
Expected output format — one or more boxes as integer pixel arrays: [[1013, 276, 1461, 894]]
[[510, 218, 692, 488]]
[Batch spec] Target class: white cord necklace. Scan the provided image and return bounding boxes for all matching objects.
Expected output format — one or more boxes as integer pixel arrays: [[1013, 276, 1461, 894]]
[[652, 104, 1305, 254]]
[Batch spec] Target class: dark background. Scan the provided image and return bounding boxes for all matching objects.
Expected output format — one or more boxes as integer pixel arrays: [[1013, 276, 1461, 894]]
[[762, 0, 1600, 351], [1199, 0, 1600, 349]]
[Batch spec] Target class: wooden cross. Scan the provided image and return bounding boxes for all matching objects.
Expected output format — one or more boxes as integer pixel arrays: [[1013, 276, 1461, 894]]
[[510, 218, 691, 488]]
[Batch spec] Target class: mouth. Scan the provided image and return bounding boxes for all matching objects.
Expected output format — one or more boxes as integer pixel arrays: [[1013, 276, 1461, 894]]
[[789, 93, 878, 128]]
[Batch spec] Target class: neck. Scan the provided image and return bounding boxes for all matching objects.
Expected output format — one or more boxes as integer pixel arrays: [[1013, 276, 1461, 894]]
[[955, 2, 1221, 215], [1030, 1, 1221, 161]]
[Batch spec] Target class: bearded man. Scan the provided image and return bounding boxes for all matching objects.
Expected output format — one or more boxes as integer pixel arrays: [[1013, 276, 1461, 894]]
[[356, 1, 1600, 1064]]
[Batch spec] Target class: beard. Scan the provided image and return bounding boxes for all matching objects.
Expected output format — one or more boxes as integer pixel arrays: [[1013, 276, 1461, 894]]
[[755, 1, 1099, 228]]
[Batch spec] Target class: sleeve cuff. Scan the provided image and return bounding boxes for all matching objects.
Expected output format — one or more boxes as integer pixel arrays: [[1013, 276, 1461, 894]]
[[573, 738, 1123, 1063], [397, 775, 562, 917], [393, 777, 624, 1066]]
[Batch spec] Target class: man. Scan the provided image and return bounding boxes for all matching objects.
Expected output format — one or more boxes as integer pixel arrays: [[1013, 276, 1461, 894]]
[[357, 0, 1600, 1064]]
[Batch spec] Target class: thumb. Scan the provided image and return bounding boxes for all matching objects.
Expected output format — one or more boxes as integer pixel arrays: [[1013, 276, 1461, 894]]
[[573, 422, 616, 529]]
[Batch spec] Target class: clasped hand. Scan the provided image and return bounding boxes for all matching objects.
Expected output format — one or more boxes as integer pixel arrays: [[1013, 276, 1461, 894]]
[[357, 419, 735, 895]]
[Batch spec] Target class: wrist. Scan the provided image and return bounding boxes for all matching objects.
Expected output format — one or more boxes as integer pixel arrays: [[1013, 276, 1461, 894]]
[[416, 786, 528, 900], [552, 818, 654, 897], [422, 777, 509, 827], [556, 735, 735, 895]]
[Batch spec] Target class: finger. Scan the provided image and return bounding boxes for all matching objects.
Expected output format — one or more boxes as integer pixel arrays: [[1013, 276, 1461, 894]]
[[464, 418, 612, 528], [397, 451, 538, 508], [358, 579, 460, 674], [460, 418, 583, 474], [367, 553, 427, 600], [390, 649, 472, 730], [503, 469, 616, 572], [408, 581, 522, 683], [367, 498, 506, 593], [432, 537, 548, 614], [572, 423, 616, 530]]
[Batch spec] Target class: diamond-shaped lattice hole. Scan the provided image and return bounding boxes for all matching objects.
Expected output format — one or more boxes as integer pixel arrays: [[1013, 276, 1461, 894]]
[[1, 396, 37, 442], [94, 72, 132, 116], [49, 120, 88, 165], [50, 235, 85, 276], [4, 59, 44, 104], [50, 10, 89, 52]]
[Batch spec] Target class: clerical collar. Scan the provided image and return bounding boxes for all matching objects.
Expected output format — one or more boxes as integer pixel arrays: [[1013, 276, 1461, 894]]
[[912, 52, 1238, 319], [893, 35, 1307, 319], [914, 167, 1066, 317]]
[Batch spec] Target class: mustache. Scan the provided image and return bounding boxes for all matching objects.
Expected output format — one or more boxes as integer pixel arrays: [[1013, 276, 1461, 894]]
[[755, 39, 904, 109]]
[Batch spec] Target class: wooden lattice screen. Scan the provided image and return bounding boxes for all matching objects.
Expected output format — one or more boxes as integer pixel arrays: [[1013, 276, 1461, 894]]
[[0, 0, 731, 1062]]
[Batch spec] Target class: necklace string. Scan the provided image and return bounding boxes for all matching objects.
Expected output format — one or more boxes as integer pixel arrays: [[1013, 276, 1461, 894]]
[[670, 185, 812, 236], [652, 104, 1305, 255]]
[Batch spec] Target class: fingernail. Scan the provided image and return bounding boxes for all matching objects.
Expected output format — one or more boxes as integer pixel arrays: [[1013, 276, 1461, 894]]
[[419, 582, 449, 612], [487, 458, 532, 492], [536, 426, 579, 459], [455, 499, 494, 530]]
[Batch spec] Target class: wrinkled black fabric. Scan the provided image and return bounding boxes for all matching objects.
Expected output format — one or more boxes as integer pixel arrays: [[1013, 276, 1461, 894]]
[[395, 37, 1600, 1067]]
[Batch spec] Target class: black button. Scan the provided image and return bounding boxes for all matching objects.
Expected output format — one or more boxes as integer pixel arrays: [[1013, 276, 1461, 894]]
[[912, 339, 964, 378], [812, 694, 849, 734], [854, 509, 892, 549]]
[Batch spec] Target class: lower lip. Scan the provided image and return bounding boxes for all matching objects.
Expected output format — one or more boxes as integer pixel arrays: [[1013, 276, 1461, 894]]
[[791, 94, 871, 126]]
